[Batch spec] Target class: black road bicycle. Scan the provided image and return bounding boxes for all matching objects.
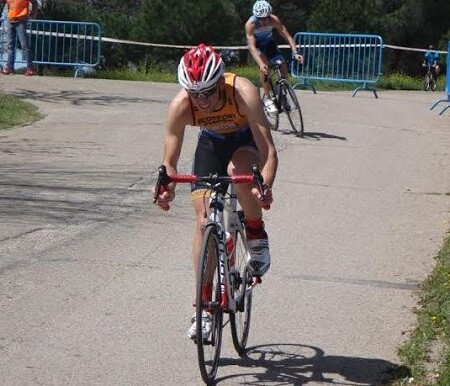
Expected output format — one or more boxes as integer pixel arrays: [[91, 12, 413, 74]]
[[154, 165, 267, 385], [262, 60, 304, 137]]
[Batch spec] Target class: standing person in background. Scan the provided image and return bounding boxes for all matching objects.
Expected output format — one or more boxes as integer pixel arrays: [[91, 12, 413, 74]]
[[0, 0, 38, 76], [245, 0, 303, 114], [422, 45, 441, 79]]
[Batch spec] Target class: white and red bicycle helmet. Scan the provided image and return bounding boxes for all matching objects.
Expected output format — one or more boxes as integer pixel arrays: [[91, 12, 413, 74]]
[[177, 43, 225, 91], [252, 0, 272, 18]]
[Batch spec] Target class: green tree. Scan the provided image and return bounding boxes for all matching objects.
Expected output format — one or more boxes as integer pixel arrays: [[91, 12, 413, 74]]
[[307, 0, 381, 33], [379, 0, 450, 74]]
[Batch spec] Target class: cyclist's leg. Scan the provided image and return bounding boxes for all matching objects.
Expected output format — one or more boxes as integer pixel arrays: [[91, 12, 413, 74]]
[[228, 145, 271, 277], [190, 132, 228, 296], [434, 64, 441, 77], [257, 51, 271, 98], [227, 146, 262, 221]]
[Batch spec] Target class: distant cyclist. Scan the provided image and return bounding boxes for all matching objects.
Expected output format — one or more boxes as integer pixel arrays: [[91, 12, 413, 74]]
[[245, 0, 303, 114], [422, 45, 441, 79]]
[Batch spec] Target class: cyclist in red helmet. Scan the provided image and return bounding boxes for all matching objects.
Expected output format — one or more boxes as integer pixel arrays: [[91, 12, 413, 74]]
[[153, 43, 278, 341]]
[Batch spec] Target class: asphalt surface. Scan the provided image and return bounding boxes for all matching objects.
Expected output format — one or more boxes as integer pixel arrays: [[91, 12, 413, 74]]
[[0, 75, 449, 385]]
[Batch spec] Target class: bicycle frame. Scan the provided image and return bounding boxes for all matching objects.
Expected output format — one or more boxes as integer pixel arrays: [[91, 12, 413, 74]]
[[154, 164, 265, 384], [267, 60, 288, 111], [263, 59, 305, 136], [153, 164, 265, 302], [207, 187, 251, 312]]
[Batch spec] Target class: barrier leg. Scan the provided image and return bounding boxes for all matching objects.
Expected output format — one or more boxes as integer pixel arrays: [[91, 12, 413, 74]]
[[353, 82, 378, 98], [439, 105, 450, 115], [292, 79, 317, 94]]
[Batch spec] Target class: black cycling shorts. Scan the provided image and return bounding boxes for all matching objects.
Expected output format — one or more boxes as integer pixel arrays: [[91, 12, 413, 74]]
[[191, 127, 257, 195]]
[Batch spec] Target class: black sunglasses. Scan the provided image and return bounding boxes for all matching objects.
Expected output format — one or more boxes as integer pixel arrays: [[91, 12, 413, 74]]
[[187, 84, 218, 99]]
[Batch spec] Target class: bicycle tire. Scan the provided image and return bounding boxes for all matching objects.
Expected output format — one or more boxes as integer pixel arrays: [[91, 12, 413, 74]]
[[229, 217, 253, 356], [196, 224, 223, 385], [424, 74, 431, 91], [431, 77, 437, 91], [282, 82, 304, 137]]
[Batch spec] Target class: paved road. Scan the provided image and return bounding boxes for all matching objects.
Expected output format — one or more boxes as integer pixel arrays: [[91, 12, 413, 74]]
[[0, 75, 449, 385]]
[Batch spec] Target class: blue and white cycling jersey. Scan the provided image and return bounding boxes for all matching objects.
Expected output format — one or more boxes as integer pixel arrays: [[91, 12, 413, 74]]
[[424, 51, 439, 67], [250, 15, 274, 48]]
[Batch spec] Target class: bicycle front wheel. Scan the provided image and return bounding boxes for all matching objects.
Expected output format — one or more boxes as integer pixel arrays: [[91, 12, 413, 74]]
[[282, 82, 304, 137], [229, 222, 253, 356], [424, 74, 431, 91], [196, 224, 223, 384]]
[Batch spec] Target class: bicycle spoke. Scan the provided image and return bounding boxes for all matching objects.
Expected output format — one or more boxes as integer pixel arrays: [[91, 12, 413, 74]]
[[282, 83, 304, 137], [196, 225, 223, 384], [229, 225, 253, 356]]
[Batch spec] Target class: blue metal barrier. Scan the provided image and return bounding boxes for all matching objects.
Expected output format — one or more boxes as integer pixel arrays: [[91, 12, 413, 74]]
[[0, 19, 102, 77], [291, 32, 383, 98], [430, 41, 450, 116]]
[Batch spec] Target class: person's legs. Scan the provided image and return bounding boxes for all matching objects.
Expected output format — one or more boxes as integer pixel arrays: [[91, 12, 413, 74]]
[[5, 21, 17, 71], [16, 20, 33, 71], [228, 147, 261, 220], [258, 53, 271, 98]]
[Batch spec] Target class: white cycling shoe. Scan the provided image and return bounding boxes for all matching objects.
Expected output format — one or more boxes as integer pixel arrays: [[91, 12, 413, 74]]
[[187, 311, 212, 341], [263, 98, 278, 114], [247, 237, 271, 277]]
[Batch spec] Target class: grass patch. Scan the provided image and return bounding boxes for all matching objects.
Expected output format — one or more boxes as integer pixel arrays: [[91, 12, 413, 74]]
[[0, 94, 43, 130], [91, 68, 177, 83], [393, 233, 450, 385], [85, 65, 446, 92]]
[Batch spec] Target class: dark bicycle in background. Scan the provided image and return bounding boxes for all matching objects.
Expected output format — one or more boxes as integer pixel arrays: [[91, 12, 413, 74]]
[[423, 65, 437, 91], [261, 60, 304, 137]]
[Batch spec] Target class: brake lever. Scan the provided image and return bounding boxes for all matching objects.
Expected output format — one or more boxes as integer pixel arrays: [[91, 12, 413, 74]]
[[252, 164, 270, 210], [252, 165, 264, 198], [153, 165, 171, 203]]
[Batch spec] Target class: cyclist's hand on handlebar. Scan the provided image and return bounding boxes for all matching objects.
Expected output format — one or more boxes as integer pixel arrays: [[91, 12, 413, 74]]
[[152, 185, 175, 211], [294, 53, 304, 64], [260, 63, 269, 75], [252, 184, 273, 209]]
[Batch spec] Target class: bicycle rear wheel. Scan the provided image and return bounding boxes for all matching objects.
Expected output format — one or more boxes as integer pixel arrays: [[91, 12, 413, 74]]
[[196, 224, 223, 384], [431, 76, 437, 91], [229, 218, 253, 356], [282, 82, 304, 137]]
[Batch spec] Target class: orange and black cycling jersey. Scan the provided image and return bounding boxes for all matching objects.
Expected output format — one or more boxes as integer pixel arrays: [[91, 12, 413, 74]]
[[190, 72, 249, 133]]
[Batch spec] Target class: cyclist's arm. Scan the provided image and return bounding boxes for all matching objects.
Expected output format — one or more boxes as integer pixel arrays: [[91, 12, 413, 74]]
[[235, 77, 278, 188], [245, 20, 268, 72], [162, 90, 191, 176], [153, 91, 192, 210], [272, 15, 303, 62]]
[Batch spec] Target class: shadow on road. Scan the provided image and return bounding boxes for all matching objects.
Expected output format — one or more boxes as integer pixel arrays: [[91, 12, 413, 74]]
[[275, 130, 347, 141], [301, 132, 347, 141], [216, 343, 409, 385], [6, 89, 168, 106]]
